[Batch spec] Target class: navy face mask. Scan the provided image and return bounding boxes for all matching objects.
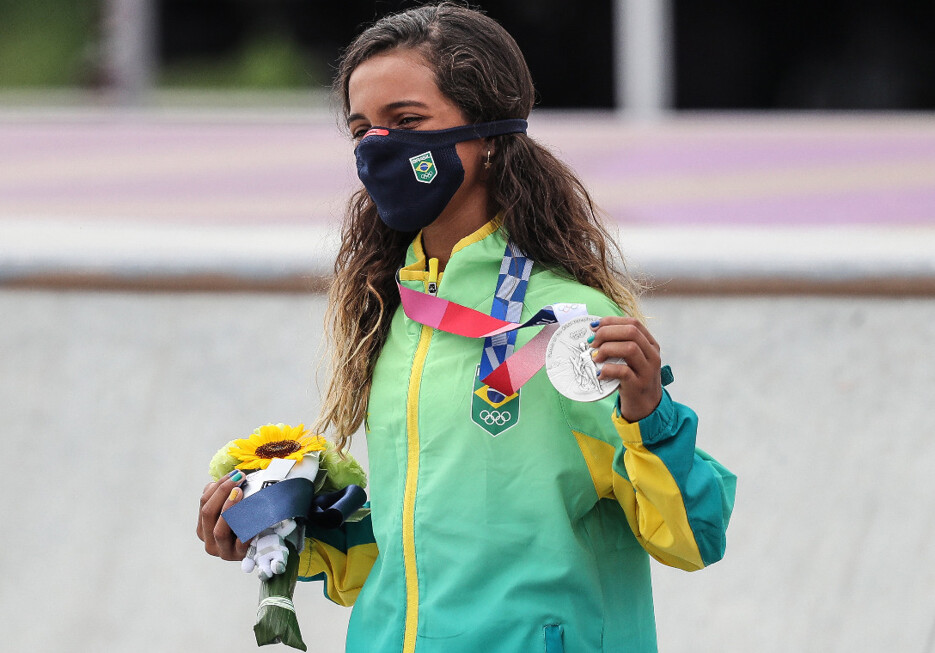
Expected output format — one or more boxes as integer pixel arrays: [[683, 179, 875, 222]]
[[355, 119, 528, 232]]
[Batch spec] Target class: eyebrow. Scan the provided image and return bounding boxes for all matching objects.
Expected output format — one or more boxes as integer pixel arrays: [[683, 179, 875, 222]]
[[346, 100, 430, 126]]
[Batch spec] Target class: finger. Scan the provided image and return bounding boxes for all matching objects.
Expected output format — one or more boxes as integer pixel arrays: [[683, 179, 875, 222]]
[[591, 316, 660, 351], [198, 475, 229, 532], [203, 471, 244, 521], [200, 475, 228, 507], [604, 316, 660, 350], [595, 341, 652, 379], [590, 326, 660, 376], [596, 361, 637, 384], [213, 482, 247, 560], [591, 322, 657, 357], [201, 471, 245, 554], [201, 482, 228, 552], [198, 480, 220, 543], [197, 480, 221, 540]]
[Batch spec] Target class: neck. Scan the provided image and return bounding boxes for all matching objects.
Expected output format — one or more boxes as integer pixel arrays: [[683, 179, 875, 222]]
[[421, 200, 491, 270]]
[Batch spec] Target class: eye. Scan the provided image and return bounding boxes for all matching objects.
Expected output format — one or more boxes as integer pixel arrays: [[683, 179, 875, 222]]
[[350, 125, 370, 141], [395, 115, 424, 130]]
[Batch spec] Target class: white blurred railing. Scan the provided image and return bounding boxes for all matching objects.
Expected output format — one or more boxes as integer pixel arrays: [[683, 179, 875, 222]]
[[102, 0, 157, 103]]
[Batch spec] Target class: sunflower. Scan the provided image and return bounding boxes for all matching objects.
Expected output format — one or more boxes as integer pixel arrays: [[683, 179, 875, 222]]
[[227, 423, 327, 471]]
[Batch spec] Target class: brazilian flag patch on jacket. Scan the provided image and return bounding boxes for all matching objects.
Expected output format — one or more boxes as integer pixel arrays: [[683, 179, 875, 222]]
[[471, 365, 519, 436]]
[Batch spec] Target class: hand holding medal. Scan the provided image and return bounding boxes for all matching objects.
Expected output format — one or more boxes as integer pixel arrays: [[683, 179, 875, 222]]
[[586, 316, 663, 422]]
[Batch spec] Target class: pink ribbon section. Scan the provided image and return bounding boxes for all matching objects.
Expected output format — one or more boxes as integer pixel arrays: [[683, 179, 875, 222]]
[[398, 282, 522, 338], [480, 323, 558, 396], [397, 279, 583, 396]]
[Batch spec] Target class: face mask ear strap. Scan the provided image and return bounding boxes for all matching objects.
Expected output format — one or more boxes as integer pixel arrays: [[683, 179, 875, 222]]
[[468, 118, 528, 140], [369, 119, 528, 146]]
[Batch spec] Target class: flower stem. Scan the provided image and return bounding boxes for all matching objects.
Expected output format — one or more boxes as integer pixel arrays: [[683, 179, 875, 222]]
[[253, 540, 306, 651]]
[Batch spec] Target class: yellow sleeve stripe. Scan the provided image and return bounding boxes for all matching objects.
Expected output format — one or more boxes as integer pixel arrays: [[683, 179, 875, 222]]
[[572, 428, 705, 572], [612, 409, 706, 570], [618, 444, 705, 571], [611, 415, 643, 445], [298, 541, 324, 578], [572, 430, 617, 500], [297, 540, 379, 607]]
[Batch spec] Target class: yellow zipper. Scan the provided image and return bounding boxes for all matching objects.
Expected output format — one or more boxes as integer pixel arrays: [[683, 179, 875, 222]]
[[401, 265, 438, 653], [426, 257, 439, 295]]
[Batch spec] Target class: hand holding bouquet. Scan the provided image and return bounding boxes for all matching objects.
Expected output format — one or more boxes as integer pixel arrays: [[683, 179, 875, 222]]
[[207, 424, 367, 650]]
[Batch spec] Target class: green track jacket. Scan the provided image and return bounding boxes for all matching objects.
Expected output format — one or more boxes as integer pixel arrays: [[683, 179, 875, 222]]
[[299, 220, 736, 653]]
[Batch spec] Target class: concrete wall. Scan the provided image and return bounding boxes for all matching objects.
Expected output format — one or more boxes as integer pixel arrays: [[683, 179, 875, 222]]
[[2, 290, 933, 652]]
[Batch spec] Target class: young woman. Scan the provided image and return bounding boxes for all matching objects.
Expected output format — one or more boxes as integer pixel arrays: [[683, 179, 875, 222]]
[[198, 5, 736, 652]]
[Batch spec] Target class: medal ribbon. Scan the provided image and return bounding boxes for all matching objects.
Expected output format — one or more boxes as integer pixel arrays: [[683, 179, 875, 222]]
[[481, 242, 533, 400], [396, 265, 586, 396]]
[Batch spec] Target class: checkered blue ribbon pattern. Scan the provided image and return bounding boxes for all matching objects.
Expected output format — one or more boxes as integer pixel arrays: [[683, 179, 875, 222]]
[[480, 241, 533, 401]]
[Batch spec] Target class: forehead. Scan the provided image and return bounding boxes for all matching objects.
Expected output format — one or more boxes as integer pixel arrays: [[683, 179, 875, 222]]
[[347, 49, 446, 114]]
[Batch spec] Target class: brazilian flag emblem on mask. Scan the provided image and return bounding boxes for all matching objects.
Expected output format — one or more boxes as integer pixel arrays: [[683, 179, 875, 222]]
[[409, 151, 437, 183]]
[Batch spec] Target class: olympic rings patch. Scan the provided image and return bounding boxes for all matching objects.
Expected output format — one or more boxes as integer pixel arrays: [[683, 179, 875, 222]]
[[478, 409, 511, 426]]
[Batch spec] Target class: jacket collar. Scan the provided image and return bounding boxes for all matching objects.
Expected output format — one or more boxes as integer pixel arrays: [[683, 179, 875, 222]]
[[397, 217, 509, 308], [399, 216, 504, 283]]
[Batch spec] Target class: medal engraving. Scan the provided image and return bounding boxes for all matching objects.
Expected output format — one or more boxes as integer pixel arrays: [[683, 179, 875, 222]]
[[545, 315, 625, 402]]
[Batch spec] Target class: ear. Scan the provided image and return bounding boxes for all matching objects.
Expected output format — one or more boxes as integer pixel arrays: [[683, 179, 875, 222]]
[[484, 137, 497, 157]]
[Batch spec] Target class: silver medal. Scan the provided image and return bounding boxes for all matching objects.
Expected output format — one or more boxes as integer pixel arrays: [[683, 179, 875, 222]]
[[545, 315, 626, 402]]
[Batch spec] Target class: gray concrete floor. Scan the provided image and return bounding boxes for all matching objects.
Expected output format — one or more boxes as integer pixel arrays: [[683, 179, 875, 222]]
[[2, 290, 934, 652]]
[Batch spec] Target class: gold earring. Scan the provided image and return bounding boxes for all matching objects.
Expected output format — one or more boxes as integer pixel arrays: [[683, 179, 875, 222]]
[[484, 149, 492, 170]]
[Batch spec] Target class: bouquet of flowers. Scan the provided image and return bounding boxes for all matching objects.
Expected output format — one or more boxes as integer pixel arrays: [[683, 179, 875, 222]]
[[209, 424, 368, 651]]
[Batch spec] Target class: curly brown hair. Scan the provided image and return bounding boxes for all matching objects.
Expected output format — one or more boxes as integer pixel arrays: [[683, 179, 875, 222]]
[[315, 3, 643, 449]]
